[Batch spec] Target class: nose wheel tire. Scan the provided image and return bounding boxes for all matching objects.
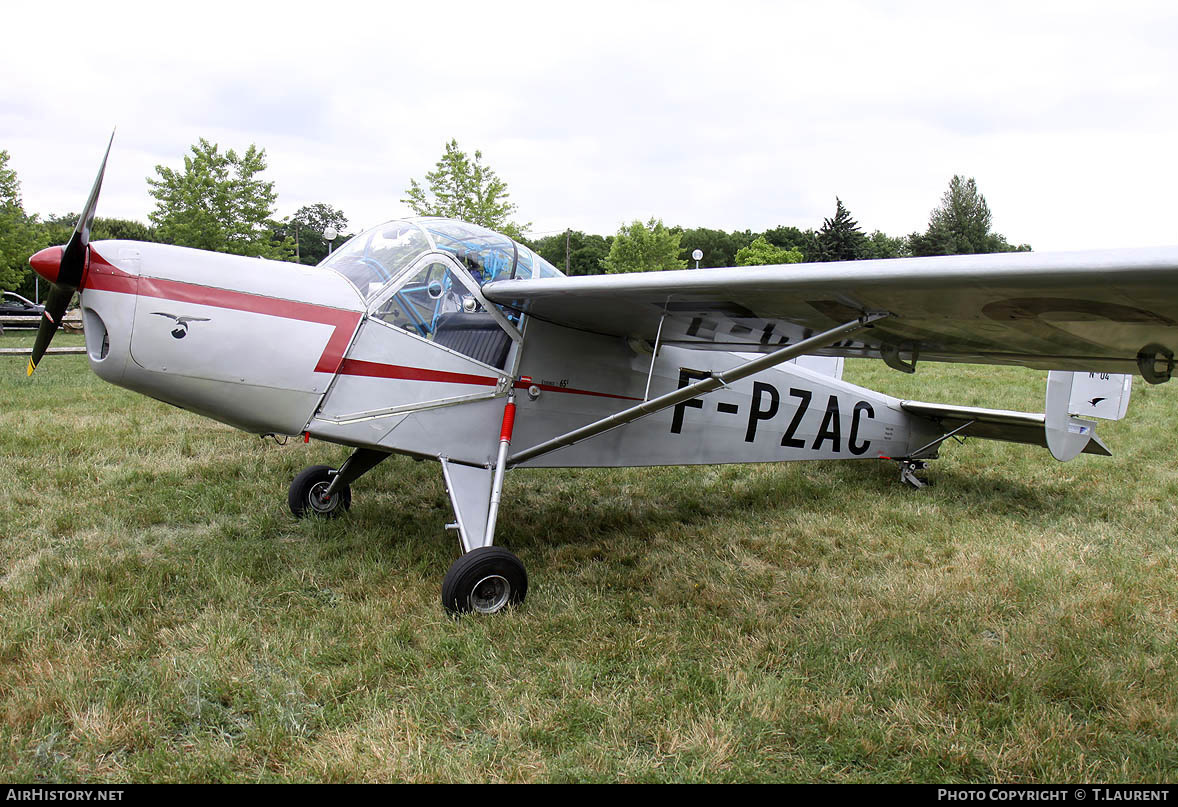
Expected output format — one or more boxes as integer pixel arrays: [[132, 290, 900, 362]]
[[288, 464, 351, 518], [442, 547, 527, 615]]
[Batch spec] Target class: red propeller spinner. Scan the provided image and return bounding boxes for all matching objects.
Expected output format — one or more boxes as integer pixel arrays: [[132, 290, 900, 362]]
[[28, 245, 64, 285]]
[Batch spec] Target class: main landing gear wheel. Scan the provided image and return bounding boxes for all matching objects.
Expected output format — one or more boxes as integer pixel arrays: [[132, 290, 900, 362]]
[[288, 464, 351, 518], [442, 547, 528, 615]]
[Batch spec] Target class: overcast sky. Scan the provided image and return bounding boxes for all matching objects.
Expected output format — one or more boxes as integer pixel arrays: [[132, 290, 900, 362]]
[[3, 0, 1176, 252]]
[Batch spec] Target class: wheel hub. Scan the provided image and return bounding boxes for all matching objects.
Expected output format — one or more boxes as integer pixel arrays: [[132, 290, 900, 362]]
[[469, 574, 511, 613], [308, 481, 338, 513]]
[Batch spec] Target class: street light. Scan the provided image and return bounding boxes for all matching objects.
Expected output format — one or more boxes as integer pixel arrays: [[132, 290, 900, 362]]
[[691, 248, 703, 269], [324, 225, 338, 256]]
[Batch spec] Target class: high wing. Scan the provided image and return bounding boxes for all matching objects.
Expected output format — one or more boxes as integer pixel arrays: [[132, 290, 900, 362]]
[[482, 247, 1178, 375]]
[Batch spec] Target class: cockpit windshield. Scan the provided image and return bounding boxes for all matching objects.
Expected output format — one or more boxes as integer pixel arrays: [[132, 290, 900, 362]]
[[321, 217, 564, 301], [320, 221, 431, 299]]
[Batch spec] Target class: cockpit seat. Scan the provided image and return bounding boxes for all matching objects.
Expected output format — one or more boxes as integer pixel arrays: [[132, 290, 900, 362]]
[[433, 312, 512, 369]]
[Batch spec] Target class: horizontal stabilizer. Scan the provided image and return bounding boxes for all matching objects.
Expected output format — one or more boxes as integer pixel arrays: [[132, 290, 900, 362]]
[[900, 400, 1111, 457]]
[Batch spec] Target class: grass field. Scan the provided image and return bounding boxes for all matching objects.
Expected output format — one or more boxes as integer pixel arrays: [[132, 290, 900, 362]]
[[1, 331, 1176, 782]]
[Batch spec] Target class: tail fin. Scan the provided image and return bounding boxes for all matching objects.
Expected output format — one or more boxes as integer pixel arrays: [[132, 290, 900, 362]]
[[1045, 371, 1131, 460]]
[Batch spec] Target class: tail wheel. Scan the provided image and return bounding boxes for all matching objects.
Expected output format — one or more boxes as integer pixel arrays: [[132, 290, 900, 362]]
[[288, 464, 351, 518], [442, 547, 527, 614]]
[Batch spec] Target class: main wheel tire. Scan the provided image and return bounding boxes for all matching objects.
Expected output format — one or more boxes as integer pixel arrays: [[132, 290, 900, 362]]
[[288, 464, 351, 518], [441, 547, 528, 615]]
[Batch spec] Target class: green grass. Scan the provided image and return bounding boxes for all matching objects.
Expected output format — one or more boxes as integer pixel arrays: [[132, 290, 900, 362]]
[[1, 333, 1177, 782]]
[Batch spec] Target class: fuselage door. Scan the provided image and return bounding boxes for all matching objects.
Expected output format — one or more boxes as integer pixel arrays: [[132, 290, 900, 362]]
[[314, 253, 521, 427]]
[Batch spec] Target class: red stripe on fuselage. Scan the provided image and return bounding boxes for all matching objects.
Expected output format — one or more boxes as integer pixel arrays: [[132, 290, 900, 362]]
[[339, 358, 500, 387], [339, 359, 641, 401], [86, 249, 362, 374], [512, 378, 641, 401], [84, 251, 137, 293], [136, 277, 360, 374]]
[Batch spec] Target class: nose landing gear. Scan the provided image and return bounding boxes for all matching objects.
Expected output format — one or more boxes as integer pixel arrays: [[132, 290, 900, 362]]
[[286, 429, 530, 615], [288, 464, 352, 518]]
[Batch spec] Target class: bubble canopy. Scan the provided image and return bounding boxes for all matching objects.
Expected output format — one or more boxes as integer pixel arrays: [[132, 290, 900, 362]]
[[320, 217, 565, 300]]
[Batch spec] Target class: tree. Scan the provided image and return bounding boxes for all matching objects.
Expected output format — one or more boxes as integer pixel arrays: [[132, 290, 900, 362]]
[[815, 198, 868, 262], [530, 230, 612, 276], [0, 150, 40, 292], [273, 203, 350, 265], [147, 138, 292, 259], [735, 235, 804, 266], [402, 139, 529, 238], [862, 230, 909, 260], [909, 175, 1030, 256], [676, 227, 753, 268], [601, 218, 687, 274], [762, 225, 819, 262], [36, 214, 156, 245]]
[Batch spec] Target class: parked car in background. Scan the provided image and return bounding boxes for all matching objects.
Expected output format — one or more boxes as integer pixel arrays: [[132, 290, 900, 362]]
[[0, 292, 46, 334], [1, 291, 43, 316]]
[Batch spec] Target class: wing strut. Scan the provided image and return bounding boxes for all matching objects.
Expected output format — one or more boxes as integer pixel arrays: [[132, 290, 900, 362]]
[[508, 312, 890, 466]]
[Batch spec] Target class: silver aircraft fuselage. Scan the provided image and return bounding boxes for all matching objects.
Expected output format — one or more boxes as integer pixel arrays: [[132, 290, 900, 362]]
[[76, 239, 939, 470]]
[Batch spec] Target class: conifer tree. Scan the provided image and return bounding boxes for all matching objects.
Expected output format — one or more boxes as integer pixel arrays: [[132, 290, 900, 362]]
[[816, 198, 867, 262]]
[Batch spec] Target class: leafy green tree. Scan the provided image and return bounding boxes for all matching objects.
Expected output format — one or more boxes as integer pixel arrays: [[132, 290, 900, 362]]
[[909, 175, 1030, 256], [38, 214, 157, 245], [816, 198, 868, 262], [92, 217, 156, 242], [530, 230, 612, 276], [147, 138, 292, 259], [735, 235, 804, 266], [762, 225, 819, 262], [862, 230, 909, 260], [602, 218, 687, 274], [403, 139, 529, 238], [0, 150, 40, 292], [676, 227, 753, 268], [273, 203, 350, 265]]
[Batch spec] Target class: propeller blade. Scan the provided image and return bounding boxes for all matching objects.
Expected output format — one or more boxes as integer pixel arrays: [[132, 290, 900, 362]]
[[25, 130, 114, 376], [26, 285, 74, 376], [58, 130, 115, 288]]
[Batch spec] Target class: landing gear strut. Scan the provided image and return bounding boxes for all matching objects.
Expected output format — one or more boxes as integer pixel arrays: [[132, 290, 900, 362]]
[[898, 459, 930, 489], [288, 447, 389, 519], [439, 391, 528, 614]]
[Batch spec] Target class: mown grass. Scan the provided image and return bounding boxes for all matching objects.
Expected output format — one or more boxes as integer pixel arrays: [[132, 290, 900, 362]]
[[0, 332, 1176, 782]]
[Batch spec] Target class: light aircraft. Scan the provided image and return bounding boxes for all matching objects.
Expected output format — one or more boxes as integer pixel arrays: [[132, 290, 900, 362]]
[[24, 137, 1178, 613]]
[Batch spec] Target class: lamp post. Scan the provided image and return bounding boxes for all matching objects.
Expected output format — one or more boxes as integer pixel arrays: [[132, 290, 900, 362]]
[[691, 248, 703, 269], [324, 225, 338, 256]]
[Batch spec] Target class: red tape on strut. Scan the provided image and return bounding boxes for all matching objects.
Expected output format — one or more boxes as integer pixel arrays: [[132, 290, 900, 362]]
[[499, 401, 517, 442]]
